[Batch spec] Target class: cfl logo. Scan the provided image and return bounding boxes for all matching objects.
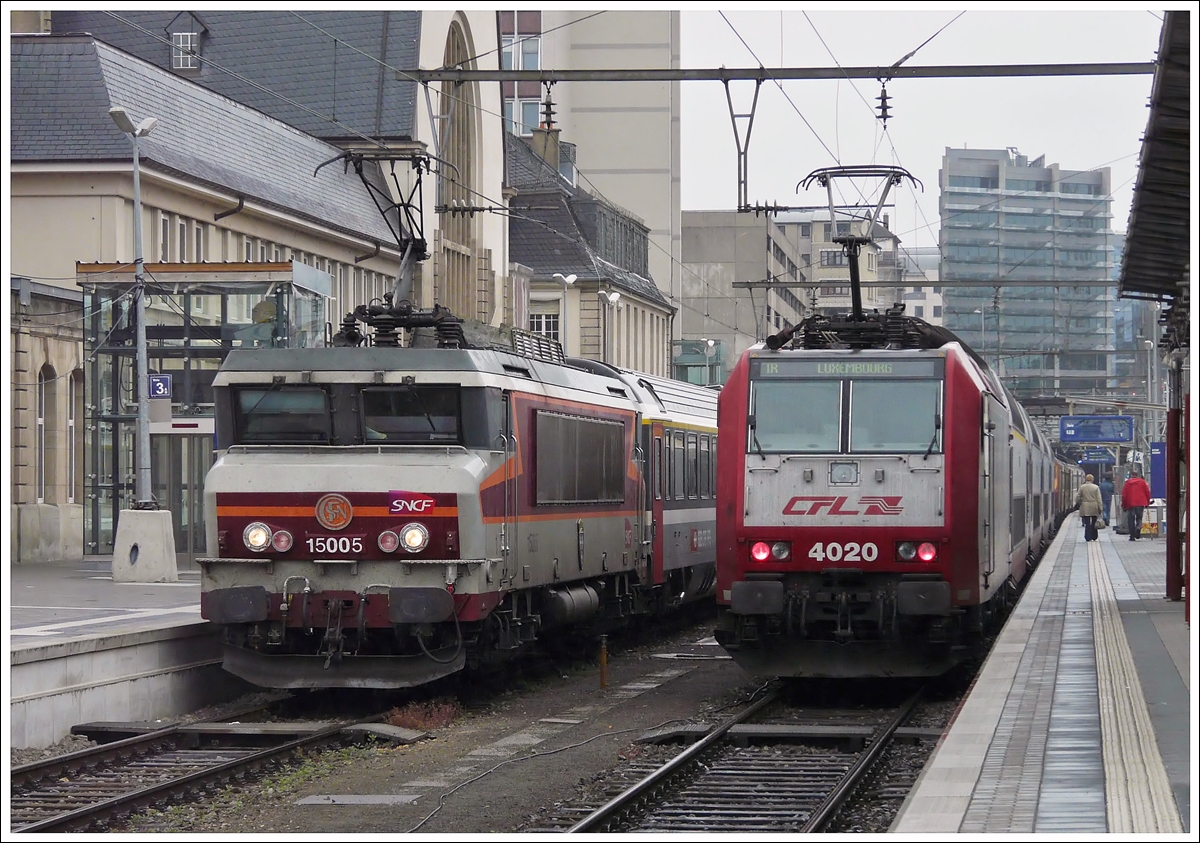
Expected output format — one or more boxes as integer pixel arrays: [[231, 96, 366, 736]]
[[783, 495, 904, 516]]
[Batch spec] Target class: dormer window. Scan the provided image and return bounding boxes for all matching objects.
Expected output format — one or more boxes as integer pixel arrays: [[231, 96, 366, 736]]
[[172, 31, 199, 70]]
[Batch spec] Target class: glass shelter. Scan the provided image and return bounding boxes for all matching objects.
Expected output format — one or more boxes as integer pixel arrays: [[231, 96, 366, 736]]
[[78, 261, 330, 561]]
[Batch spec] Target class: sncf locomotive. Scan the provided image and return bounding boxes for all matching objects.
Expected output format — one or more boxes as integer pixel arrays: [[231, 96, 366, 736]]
[[200, 299, 718, 689], [714, 309, 1082, 679]]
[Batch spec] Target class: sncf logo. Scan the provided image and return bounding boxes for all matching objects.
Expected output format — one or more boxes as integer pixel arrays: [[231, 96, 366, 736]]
[[389, 491, 437, 514], [783, 495, 904, 516]]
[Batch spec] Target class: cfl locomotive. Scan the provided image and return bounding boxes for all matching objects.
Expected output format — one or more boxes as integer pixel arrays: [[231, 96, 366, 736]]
[[199, 299, 718, 689], [713, 309, 1082, 679]]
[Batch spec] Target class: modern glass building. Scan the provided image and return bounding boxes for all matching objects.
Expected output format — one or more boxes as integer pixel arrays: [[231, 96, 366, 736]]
[[938, 148, 1116, 399]]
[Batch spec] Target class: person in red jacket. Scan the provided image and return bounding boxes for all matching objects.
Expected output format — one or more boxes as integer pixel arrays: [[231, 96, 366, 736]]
[[1121, 469, 1152, 540]]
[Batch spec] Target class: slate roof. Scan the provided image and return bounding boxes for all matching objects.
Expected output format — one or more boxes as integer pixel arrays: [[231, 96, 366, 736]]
[[12, 35, 399, 246], [50, 10, 420, 141], [505, 133, 668, 308]]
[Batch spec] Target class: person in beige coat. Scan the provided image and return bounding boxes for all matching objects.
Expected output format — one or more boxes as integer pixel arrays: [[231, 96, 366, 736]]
[[1076, 474, 1103, 542]]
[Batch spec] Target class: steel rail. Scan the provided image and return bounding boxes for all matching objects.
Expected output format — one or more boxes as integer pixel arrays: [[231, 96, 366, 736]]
[[567, 689, 780, 833], [801, 687, 925, 832], [13, 720, 368, 833]]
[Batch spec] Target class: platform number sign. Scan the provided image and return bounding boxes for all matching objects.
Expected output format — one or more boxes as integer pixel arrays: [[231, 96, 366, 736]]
[[149, 373, 172, 400]]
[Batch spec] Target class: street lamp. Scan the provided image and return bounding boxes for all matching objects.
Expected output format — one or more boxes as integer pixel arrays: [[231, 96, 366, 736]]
[[973, 309, 985, 362], [109, 106, 158, 507], [109, 106, 176, 583], [598, 289, 621, 363], [552, 272, 576, 355], [1144, 339, 1157, 440], [700, 338, 716, 385]]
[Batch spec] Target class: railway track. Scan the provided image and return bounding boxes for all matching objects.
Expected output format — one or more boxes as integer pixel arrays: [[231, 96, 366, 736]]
[[522, 685, 931, 833], [10, 719, 374, 833]]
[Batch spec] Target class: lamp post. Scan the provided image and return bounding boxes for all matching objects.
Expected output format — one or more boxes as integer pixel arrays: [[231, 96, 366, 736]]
[[598, 289, 621, 363], [701, 338, 716, 385], [109, 106, 158, 507], [552, 272, 576, 355], [1144, 339, 1156, 440], [109, 106, 176, 583]]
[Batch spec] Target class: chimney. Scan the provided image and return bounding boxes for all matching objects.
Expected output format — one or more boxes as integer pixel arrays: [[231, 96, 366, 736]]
[[530, 125, 561, 173], [882, 213, 889, 230]]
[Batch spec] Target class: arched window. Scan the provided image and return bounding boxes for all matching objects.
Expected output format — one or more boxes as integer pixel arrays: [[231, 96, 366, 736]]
[[437, 19, 480, 319], [69, 370, 83, 504], [37, 364, 58, 504]]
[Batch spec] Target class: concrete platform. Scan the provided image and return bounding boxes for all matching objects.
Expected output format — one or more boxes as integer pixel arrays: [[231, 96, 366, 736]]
[[7, 560, 251, 750], [891, 514, 1194, 834]]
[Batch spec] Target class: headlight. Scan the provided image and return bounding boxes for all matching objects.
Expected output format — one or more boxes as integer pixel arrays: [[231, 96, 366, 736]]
[[771, 542, 791, 561], [244, 522, 271, 552], [399, 523, 430, 553], [897, 541, 917, 561], [378, 530, 400, 553]]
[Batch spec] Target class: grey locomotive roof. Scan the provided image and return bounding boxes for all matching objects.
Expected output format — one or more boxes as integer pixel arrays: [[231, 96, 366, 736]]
[[49, 10, 420, 142], [506, 134, 668, 309], [11, 34, 398, 245]]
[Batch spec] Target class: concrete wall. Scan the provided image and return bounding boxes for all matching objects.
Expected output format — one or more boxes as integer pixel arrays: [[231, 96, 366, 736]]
[[12, 503, 83, 565], [10, 623, 252, 749]]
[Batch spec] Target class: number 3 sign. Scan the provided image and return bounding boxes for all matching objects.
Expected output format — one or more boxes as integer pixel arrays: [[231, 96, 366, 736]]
[[148, 373, 172, 399]]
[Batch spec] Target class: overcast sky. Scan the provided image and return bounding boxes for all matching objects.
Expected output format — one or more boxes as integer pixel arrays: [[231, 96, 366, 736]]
[[679, 6, 1168, 250]]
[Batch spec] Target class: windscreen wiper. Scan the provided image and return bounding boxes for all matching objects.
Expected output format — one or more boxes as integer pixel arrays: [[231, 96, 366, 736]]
[[749, 414, 766, 460], [923, 413, 941, 460]]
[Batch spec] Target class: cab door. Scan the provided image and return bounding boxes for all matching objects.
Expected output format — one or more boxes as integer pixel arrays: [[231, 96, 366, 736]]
[[646, 423, 665, 586]]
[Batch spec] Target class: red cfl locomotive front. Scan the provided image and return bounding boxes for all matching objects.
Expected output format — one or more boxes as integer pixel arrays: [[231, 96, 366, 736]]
[[714, 339, 1009, 678]]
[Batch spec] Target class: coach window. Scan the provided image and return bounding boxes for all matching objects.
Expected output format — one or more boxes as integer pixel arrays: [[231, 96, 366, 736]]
[[849, 380, 941, 453], [360, 386, 461, 444], [233, 386, 331, 444], [710, 436, 717, 492], [699, 436, 711, 498], [672, 432, 685, 500], [686, 433, 699, 498], [654, 435, 663, 501]]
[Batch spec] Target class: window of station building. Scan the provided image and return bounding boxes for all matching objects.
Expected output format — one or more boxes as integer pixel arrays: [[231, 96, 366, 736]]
[[178, 218, 187, 263], [820, 250, 848, 267], [501, 98, 535, 138], [160, 215, 170, 262], [1060, 181, 1100, 195], [529, 309, 560, 343], [194, 223, 204, 262], [933, 305, 942, 317], [799, 223, 811, 237], [172, 31, 200, 70], [914, 305, 924, 317], [244, 236, 253, 262], [36, 366, 49, 503]]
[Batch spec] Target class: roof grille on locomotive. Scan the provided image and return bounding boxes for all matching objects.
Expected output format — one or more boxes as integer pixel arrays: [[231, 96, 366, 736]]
[[331, 291, 566, 365]]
